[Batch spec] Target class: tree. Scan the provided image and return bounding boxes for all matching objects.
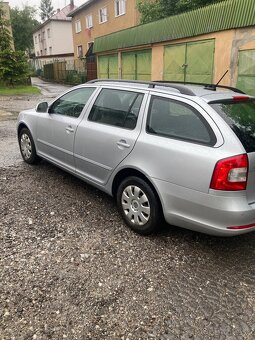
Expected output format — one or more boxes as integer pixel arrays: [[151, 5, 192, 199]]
[[39, 0, 54, 21], [0, 1, 29, 85], [0, 1, 12, 51], [0, 49, 29, 85], [138, 0, 225, 24], [10, 6, 39, 53]]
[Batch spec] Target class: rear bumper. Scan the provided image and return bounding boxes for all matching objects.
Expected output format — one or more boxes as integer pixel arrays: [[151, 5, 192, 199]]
[[153, 178, 255, 236]]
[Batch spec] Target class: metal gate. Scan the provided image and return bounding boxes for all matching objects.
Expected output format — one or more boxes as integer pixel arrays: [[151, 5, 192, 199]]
[[164, 40, 215, 83], [237, 49, 255, 96], [121, 50, 151, 80], [98, 54, 118, 79]]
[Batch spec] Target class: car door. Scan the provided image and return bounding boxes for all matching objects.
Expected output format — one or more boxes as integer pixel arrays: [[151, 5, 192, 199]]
[[74, 87, 148, 185], [36, 87, 96, 172]]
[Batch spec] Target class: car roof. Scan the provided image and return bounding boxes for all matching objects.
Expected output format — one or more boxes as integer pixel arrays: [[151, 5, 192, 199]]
[[86, 79, 253, 103]]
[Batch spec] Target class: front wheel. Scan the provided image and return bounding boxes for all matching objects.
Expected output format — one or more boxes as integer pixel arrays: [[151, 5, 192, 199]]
[[116, 176, 162, 235], [18, 128, 40, 164]]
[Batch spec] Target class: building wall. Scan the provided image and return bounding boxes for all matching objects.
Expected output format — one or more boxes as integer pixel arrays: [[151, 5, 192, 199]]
[[71, 0, 140, 58], [33, 21, 74, 57], [96, 27, 255, 89], [2, 2, 14, 48]]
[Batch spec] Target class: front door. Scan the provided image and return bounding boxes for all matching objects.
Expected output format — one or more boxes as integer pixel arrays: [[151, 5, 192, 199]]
[[36, 87, 96, 171]]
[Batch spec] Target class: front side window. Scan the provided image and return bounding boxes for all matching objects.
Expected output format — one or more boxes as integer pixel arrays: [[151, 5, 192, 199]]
[[99, 7, 107, 23], [75, 20, 81, 33], [89, 89, 144, 129], [115, 0, 126, 16], [147, 96, 215, 145], [49, 88, 95, 118], [47, 28, 50, 38], [86, 14, 93, 28], [34, 35, 37, 44]]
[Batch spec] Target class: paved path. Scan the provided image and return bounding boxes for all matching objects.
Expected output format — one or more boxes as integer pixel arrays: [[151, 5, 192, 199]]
[[0, 78, 70, 120]]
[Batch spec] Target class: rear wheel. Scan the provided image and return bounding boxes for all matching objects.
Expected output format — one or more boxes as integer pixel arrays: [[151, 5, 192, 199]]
[[18, 128, 40, 164], [116, 176, 161, 235]]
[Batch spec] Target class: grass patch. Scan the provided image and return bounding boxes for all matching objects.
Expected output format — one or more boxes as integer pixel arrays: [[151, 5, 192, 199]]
[[0, 85, 40, 96]]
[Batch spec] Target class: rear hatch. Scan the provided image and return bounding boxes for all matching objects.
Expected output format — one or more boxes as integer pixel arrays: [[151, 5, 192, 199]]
[[210, 97, 255, 203]]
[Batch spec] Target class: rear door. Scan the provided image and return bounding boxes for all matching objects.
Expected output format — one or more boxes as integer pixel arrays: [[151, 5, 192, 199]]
[[74, 87, 147, 185]]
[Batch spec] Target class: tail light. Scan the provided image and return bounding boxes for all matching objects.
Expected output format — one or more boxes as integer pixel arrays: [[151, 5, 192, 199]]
[[210, 154, 248, 191]]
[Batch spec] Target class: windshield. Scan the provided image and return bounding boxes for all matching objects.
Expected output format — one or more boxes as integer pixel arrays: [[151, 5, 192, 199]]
[[211, 100, 255, 153]]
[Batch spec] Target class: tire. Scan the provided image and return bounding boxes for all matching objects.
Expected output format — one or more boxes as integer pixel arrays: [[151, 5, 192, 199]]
[[116, 176, 162, 235], [18, 128, 40, 164]]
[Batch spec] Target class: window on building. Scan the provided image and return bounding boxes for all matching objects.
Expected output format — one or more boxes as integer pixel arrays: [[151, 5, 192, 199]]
[[115, 0, 126, 16], [77, 45, 83, 58], [40, 50, 43, 55], [99, 7, 107, 23], [75, 20, 81, 33], [44, 48, 47, 55], [42, 31, 45, 40], [34, 36, 37, 44], [47, 28, 51, 38], [86, 14, 93, 28], [49, 47, 52, 55], [87, 41, 94, 51], [39, 34, 41, 42]]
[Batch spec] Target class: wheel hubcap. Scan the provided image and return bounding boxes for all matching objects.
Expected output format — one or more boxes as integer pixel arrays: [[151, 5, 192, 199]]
[[20, 133, 32, 160], [121, 185, 151, 226]]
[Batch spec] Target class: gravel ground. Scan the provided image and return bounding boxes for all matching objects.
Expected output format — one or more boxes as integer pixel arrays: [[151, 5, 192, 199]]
[[0, 84, 255, 339]]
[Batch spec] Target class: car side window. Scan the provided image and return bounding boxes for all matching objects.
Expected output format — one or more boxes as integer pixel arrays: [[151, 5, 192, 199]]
[[88, 89, 144, 129], [146, 95, 215, 145], [49, 87, 95, 118]]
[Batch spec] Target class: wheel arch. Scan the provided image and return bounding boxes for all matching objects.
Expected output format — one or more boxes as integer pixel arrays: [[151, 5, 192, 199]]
[[17, 122, 30, 136], [112, 168, 164, 214]]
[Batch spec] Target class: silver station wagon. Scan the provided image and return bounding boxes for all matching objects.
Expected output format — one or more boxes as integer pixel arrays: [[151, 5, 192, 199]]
[[17, 80, 255, 236]]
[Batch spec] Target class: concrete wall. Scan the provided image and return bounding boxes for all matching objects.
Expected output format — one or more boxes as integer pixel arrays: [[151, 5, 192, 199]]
[[72, 0, 140, 58]]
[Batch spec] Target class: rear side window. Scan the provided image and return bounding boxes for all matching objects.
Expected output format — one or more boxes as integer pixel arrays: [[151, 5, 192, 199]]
[[88, 89, 144, 129], [146, 96, 215, 145], [211, 101, 255, 152]]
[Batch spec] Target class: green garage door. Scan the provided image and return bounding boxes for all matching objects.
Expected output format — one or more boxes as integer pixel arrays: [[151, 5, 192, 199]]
[[98, 54, 118, 79], [122, 50, 151, 80], [237, 50, 255, 96], [164, 40, 214, 83]]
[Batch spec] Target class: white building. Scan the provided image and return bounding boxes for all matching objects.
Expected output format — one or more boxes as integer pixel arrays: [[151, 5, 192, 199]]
[[33, 2, 75, 64]]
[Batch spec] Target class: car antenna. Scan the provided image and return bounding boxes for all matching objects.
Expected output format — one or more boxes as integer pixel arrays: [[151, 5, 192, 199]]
[[205, 70, 229, 91], [216, 70, 229, 87]]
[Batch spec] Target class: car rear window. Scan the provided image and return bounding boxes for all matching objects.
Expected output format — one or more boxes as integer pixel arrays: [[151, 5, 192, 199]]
[[211, 100, 255, 153]]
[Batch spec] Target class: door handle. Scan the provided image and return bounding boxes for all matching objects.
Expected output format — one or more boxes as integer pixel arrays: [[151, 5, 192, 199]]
[[117, 140, 130, 148], [66, 126, 74, 133]]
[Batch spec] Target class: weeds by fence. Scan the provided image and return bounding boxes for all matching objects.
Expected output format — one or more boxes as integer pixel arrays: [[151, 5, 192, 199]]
[[30, 58, 87, 85]]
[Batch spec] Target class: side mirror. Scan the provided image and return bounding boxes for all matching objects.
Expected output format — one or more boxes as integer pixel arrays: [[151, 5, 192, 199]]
[[36, 102, 48, 113]]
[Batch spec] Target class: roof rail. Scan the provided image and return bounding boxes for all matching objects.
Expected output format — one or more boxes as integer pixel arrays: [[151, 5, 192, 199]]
[[155, 81, 245, 94], [87, 79, 196, 96]]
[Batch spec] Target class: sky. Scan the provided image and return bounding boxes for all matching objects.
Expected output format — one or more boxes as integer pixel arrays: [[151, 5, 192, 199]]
[[7, 0, 86, 11]]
